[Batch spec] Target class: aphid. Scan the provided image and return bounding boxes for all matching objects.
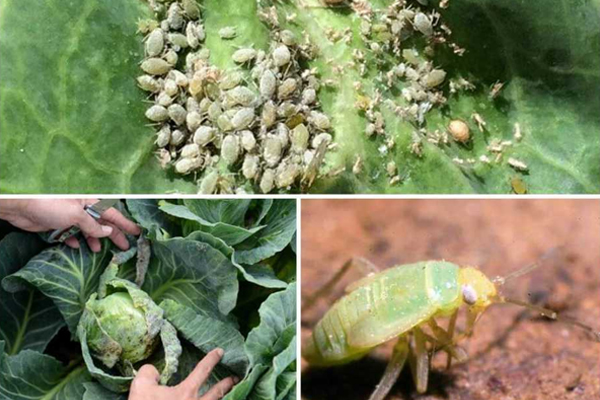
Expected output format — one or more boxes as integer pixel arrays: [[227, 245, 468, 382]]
[[168, 104, 187, 126], [423, 69, 446, 88], [167, 2, 184, 30], [168, 69, 188, 87], [303, 258, 600, 400], [513, 122, 523, 142], [181, 0, 201, 20], [277, 101, 298, 119], [413, 12, 434, 37], [137, 18, 159, 34], [219, 71, 244, 90], [186, 111, 202, 132], [145, 105, 169, 122], [231, 107, 255, 130], [163, 79, 179, 97], [489, 81, 505, 99], [193, 126, 216, 146], [278, 78, 298, 100], [386, 160, 397, 177], [186, 22, 200, 49], [170, 129, 187, 146], [180, 143, 200, 159], [240, 130, 256, 151], [226, 86, 257, 107], [207, 101, 223, 122], [352, 155, 362, 175], [155, 125, 171, 148], [308, 111, 331, 130], [448, 119, 470, 143], [218, 26, 237, 39], [260, 69, 277, 99], [311, 132, 332, 150], [141, 58, 172, 75], [221, 135, 240, 165], [508, 157, 528, 172], [511, 176, 528, 194], [164, 49, 179, 66], [259, 168, 275, 193], [199, 170, 219, 194], [276, 161, 301, 188], [136, 75, 161, 93], [272, 45, 291, 67], [301, 88, 317, 105], [261, 100, 277, 128], [168, 33, 189, 49], [276, 123, 290, 149], [291, 123, 309, 152], [156, 92, 173, 107], [145, 28, 164, 57], [471, 113, 487, 132], [263, 135, 284, 167], [217, 113, 234, 131], [242, 154, 260, 179], [232, 48, 257, 64], [280, 30, 297, 46], [301, 139, 327, 189]]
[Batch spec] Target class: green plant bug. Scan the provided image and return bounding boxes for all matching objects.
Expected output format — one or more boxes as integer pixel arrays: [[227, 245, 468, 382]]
[[302, 257, 600, 400]]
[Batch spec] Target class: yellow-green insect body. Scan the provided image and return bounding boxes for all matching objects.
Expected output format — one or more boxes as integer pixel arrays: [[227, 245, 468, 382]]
[[303, 261, 496, 366]]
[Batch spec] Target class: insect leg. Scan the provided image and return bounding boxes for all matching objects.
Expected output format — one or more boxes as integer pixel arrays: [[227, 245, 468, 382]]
[[302, 257, 380, 312], [409, 327, 429, 394], [427, 318, 468, 366], [368, 336, 409, 400]]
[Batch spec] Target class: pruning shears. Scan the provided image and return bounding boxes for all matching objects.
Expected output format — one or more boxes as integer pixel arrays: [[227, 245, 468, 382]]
[[47, 199, 118, 243]]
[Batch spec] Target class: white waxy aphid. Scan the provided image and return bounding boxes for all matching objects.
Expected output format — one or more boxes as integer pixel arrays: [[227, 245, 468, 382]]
[[181, 143, 201, 159], [308, 111, 331, 130], [424, 69, 446, 88], [240, 130, 256, 151], [278, 78, 298, 99], [217, 113, 234, 131], [145, 105, 169, 122], [263, 135, 284, 167], [259, 69, 277, 99], [301, 88, 316, 105], [227, 86, 257, 107], [232, 48, 257, 63], [189, 74, 203, 97], [472, 113, 487, 132], [141, 58, 172, 75], [168, 33, 189, 49], [311, 132, 332, 149], [207, 101, 222, 122], [365, 123, 376, 137], [221, 135, 240, 165], [163, 79, 179, 97], [187, 97, 200, 113], [402, 49, 420, 66], [199, 170, 219, 194], [291, 123, 309, 152], [219, 71, 243, 90], [272, 45, 291, 67], [186, 24, 199, 49], [413, 12, 433, 36], [160, 19, 169, 32], [170, 129, 186, 146], [182, 0, 201, 20], [168, 104, 187, 126], [167, 2, 184, 30], [197, 98, 211, 114], [175, 157, 202, 175], [194, 126, 216, 146], [186, 111, 202, 131], [514, 123, 523, 141], [352, 156, 363, 175], [169, 70, 189, 87], [164, 49, 178, 66], [448, 119, 470, 143], [261, 100, 277, 128], [276, 161, 300, 188], [156, 92, 173, 107], [137, 75, 161, 93], [280, 30, 297, 46], [145, 28, 164, 57], [242, 154, 260, 179], [219, 26, 237, 39], [277, 101, 297, 118], [386, 161, 397, 177], [277, 123, 290, 149], [260, 169, 275, 193], [508, 157, 528, 171], [156, 125, 171, 148], [231, 107, 255, 130]]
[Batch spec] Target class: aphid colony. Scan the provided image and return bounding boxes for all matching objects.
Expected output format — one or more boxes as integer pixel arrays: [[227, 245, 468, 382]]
[[137, 0, 332, 193]]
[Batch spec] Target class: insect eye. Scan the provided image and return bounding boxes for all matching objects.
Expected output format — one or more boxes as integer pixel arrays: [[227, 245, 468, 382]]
[[462, 285, 478, 305]]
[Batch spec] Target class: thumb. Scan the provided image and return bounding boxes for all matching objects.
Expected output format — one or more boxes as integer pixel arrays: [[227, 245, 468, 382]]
[[76, 213, 113, 239], [132, 364, 160, 387]]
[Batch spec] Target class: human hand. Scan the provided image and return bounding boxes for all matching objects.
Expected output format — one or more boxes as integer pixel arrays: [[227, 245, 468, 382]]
[[0, 199, 140, 252], [128, 348, 238, 400]]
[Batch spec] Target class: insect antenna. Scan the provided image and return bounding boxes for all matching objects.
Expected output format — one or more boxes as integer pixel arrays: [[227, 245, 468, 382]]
[[492, 247, 560, 286], [498, 296, 600, 343]]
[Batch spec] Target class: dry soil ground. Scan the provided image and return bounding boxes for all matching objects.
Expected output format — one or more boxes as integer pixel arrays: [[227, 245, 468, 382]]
[[300, 199, 600, 400]]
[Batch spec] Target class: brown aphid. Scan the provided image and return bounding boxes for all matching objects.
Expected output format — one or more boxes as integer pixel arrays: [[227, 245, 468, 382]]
[[489, 81, 505, 99], [448, 119, 470, 143]]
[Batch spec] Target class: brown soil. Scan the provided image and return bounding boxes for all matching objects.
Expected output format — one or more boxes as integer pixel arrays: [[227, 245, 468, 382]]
[[301, 199, 600, 400]]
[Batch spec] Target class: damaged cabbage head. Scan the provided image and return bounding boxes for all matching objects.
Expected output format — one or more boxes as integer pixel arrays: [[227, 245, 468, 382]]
[[77, 265, 182, 390]]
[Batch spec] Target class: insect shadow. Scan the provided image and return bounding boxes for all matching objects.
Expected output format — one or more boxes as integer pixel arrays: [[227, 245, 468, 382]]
[[302, 356, 456, 400]]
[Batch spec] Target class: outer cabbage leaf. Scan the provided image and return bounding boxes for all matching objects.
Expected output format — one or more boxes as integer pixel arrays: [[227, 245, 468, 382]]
[[0, 232, 64, 354], [82, 383, 127, 400], [1, 239, 112, 336]]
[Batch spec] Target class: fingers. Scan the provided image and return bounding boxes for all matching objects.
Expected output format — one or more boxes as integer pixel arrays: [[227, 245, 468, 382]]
[[200, 376, 238, 400], [179, 348, 224, 395], [101, 207, 141, 236], [64, 237, 80, 249], [103, 221, 131, 250], [76, 211, 113, 239], [130, 364, 160, 395], [85, 235, 102, 253]]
